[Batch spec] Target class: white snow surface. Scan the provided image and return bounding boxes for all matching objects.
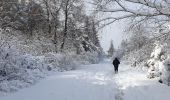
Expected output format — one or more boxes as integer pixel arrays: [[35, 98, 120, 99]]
[[1, 59, 170, 100]]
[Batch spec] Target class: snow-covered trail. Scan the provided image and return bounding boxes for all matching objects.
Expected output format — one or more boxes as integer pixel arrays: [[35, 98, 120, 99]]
[[1, 59, 170, 100], [0, 59, 118, 100]]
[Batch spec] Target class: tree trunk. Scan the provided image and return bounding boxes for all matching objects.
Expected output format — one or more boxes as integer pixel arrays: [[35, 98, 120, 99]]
[[60, 0, 69, 51]]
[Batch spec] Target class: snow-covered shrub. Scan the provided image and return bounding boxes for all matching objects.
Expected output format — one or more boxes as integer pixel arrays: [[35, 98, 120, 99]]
[[0, 48, 101, 93], [43, 52, 101, 71], [75, 52, 100, 64], [43, 53, 76, 71], [0, 44, 101, 93], [145, 41, 170, 85], [146, 42, 165, 78], [122, 42, 154, 67], [159, 58, 170, 85], [0, 46, 45, 92]]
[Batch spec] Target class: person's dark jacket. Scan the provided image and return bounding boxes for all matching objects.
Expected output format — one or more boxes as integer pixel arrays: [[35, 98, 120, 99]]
[[112, 58, 120, 66]]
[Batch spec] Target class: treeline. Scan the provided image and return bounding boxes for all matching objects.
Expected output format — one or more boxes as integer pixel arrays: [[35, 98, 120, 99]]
[[0, 0, 101, 54]]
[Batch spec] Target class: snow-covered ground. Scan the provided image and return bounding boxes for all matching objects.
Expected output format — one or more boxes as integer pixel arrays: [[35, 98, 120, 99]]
[[1, 59, 170, 100], [115, 62, 170, 100]]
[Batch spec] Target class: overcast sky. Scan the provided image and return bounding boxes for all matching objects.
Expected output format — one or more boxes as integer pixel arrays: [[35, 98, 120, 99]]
[[85, 1, 126, 53], [99, 21, 125, 52]]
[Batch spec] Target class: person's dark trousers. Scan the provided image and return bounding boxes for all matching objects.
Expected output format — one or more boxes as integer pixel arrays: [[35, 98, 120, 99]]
[[114, 65, 118, 74]]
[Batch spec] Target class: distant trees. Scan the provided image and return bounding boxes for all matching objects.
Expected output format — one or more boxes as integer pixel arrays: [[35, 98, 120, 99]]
[[107, 40, 115, 57]]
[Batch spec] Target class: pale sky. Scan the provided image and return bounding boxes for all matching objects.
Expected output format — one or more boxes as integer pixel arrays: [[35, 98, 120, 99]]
[[98, 20, 126, 52], [85, 0, 127, 53]]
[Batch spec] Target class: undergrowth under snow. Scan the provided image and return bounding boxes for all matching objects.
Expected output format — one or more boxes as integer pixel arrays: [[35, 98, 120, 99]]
[[0, 46, 101, 94], [0, 28, 102, 94]]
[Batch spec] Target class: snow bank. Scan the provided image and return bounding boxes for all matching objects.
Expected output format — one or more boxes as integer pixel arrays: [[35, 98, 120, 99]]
[[115, 62, 170, 100]]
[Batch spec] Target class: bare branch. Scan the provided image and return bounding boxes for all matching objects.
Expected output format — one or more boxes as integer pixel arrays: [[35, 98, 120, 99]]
[[93, 0, 170, 28]]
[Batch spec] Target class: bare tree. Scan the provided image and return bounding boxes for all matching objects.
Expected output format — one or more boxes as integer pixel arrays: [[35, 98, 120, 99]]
[[41, 0, 62, 34], [60, 0, 83, 51], [0, 0, 44, 34], [92, 0, 170, 28]]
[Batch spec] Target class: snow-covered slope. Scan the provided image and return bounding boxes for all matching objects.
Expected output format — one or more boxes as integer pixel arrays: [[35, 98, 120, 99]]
[[1, 59, 170, 100], [115, 62, 170, 100]]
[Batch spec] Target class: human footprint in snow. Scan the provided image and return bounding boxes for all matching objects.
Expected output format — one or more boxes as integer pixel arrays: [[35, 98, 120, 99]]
[[112, 58, 120, 74]]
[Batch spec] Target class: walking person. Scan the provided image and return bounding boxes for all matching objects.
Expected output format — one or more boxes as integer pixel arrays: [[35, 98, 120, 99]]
[[112, 58, 120, 74]]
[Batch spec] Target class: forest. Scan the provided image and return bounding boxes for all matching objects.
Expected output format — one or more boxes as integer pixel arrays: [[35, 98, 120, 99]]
[[0, 0, 102, 92], [1, 0, 170, 100]]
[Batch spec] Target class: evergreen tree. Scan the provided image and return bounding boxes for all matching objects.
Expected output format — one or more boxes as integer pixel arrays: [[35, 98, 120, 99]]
[[107, 40, 115, 57]]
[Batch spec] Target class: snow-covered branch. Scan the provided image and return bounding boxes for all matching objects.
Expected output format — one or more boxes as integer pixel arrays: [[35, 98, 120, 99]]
[[93, 0, 170, 24]]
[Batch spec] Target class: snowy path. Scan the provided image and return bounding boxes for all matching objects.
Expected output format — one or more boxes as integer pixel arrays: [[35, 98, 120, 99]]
[[1, 59, 170, 100], [0, 59, 117, 100]]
